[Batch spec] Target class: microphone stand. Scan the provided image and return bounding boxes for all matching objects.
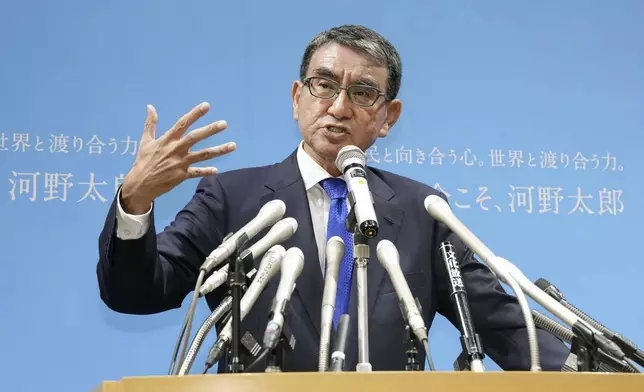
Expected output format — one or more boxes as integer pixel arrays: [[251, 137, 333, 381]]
[[570, 321, 638, 373], [227, 234, 250, 373], [403, 326, 421, 371], [346, 195, 372, 372], [532, 310, 639, 373], [535, 278, 644, 369], [398, 299, 422, 371], [329, 314, 351, 372]]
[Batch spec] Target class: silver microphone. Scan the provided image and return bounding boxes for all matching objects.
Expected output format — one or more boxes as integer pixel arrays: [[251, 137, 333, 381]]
[[200, 217, 297, 297], [238, 217, 298, 261], [376, 240, 428, 345], [199, 264, 230, 297], [262, 247, 305, 350], [319, 236, 344, 372], [335, 145, 378, 238], [201, 199, 286, 273]]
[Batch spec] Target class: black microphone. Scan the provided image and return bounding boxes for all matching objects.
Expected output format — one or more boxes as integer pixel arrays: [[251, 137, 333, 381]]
[[329, 314, 350, 372], [535, 278, 644, 367], [439, 241, 485, 372]]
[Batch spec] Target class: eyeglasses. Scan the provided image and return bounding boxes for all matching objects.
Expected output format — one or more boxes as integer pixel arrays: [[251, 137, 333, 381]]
[[303, 76, 385, 107]]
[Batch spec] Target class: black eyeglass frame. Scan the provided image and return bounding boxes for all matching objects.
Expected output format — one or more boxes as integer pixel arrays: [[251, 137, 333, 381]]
[[302, 76, 386, 107]]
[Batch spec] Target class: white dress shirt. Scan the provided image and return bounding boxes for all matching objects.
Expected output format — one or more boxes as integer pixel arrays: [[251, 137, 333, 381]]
[[114, 141, 344, 273]]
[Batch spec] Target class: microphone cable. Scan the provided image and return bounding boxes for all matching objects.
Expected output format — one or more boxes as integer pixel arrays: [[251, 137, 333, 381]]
[[246, 347, 271, 372], [178, 296, 232, 375], [488, 257, 541, 371], [169, 269, 206, 375], [423, 339, 436, 371]]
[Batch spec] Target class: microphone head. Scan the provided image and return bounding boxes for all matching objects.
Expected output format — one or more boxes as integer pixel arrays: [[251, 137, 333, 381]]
[[270, 217, 298, 238], [376, 239, 400, 269], [325, 236, 345, 272], [335, 145, 366, 173], [275, 247, 305, 301], [424, 194, 453, 220], [282, 247, 305, 278], [245, 199, 287, 239], [282, 216, 298, 231], [257, 199, 286, 222], [535, 278, 566, 302]]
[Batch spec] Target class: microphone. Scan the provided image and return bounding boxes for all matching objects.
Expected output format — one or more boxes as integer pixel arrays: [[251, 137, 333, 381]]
[[172, 200, 285, 374], [199, 264, 230, 296], [318, 236, 344, 372], [439, 241, 485, 372], [376, 240, 428, 345], [424, 194, 545, 371], [535, 278, 644, 367], [204, 245, 286, 368], [200, 217, 297, 297], [262, 247, 305, 351], [424, 194, 630, 371], [200, 199, 286, 273], [238, 217, 298, 262], [334, 145, 378, 238], [329, 314, 351, 372], [532, 310, 640, 373]]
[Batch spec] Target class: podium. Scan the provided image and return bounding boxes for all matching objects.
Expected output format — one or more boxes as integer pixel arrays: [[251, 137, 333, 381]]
[[94, 371, 644, 392]]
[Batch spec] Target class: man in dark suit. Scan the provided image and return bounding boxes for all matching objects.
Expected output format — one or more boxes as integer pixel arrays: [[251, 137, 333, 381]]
[[97, 24, 570, 372]]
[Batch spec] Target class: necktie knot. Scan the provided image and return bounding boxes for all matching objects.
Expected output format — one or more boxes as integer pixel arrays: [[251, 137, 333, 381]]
[[320, 178, 347, 200]]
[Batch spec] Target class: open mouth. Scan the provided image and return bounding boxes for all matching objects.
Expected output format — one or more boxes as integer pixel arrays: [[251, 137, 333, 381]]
[[324, 126, 348, 134]]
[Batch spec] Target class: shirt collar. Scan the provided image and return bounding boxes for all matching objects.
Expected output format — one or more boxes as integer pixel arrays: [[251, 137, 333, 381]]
[[296, 141, 341, 191]]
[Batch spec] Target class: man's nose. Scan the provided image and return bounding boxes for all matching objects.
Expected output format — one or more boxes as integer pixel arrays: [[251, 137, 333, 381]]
[[327, 89, 352, 119]]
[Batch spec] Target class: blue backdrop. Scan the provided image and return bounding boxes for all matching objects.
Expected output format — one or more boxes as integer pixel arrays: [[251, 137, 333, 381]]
[[1, 1, 643, 391]]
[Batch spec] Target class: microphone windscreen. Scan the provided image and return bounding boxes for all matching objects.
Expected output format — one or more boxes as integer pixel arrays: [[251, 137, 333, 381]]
[[335, 145, 366, 172]]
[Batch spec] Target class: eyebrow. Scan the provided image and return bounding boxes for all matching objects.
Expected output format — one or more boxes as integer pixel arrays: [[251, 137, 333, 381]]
[[310, 66, 381, 90]]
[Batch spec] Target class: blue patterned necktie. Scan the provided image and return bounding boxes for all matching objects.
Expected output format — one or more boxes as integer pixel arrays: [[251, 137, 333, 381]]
[[320, 177, 354, 328]]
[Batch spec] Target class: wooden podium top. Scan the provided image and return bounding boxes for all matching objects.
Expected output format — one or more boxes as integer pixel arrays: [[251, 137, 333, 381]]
[[94, 371, 644, 392]]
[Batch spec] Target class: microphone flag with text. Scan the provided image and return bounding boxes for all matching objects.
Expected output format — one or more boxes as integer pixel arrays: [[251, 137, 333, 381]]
[[438, 241, 485, 372]]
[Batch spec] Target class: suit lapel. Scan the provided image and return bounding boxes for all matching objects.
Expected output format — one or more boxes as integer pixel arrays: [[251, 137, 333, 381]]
[[345, 167, 404, 368], [261, 150, 324, 338]]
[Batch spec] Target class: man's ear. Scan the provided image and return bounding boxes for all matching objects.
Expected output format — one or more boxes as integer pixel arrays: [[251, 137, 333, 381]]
[[379, 99, 402, 137], [291, 80, 302, 121]]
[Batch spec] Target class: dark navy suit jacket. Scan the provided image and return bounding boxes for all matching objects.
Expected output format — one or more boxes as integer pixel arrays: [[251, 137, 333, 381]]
[[96, 149, 569, 372]]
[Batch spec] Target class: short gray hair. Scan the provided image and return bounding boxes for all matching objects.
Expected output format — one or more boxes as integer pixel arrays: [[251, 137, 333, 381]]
[[299, 25, 402, 101]]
